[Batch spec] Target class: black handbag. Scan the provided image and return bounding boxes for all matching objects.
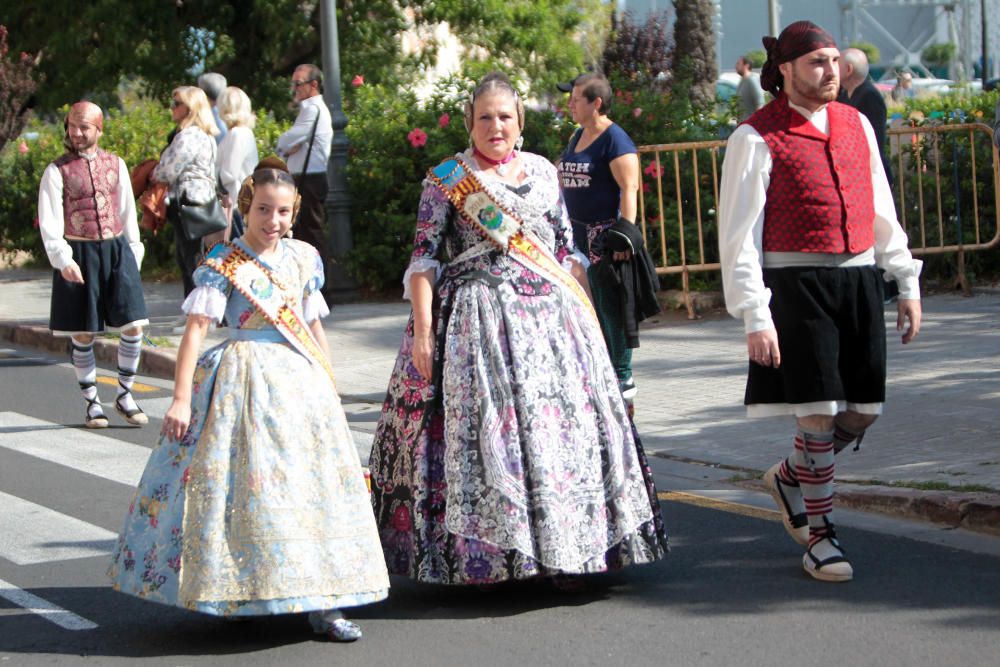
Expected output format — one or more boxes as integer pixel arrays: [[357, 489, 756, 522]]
[[177, 194, 228, 242]]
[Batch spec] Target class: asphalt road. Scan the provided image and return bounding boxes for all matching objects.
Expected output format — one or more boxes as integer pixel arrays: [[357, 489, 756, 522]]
[[2, 343, 999, 667]]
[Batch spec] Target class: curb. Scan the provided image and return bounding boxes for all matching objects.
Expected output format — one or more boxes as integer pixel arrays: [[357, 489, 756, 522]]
[[0, 322, 177, 381], [835, 484, 1000, 537], [740, 478, 1000, 537]]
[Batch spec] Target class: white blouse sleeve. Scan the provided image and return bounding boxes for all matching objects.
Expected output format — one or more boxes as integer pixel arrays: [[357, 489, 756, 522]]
[[718, 124, 774, 334], [859, 115, 923, 299], [303, 291, 330, 323], [402, 258, 440, 301], [562, 251, 590, 271], [181, 286, 228, 323], [38, 164, 74, 271], [117, 157, 144, 269]]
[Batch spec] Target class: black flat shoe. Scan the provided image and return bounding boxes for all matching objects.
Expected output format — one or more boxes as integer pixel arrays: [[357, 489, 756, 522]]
[[115, 394, 149, 426]]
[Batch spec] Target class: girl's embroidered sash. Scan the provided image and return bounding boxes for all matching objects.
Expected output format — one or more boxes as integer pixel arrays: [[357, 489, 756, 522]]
[[203, 243, 337, 386], [427, 157, 596, 321]]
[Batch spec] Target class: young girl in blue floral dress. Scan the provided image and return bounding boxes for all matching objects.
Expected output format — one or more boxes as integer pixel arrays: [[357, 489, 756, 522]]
[[108, 167, 389, 641]]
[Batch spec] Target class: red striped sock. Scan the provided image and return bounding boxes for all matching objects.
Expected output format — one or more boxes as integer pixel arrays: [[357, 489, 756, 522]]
[[795, 429, 836, 543], [833, 422, 864, 454]]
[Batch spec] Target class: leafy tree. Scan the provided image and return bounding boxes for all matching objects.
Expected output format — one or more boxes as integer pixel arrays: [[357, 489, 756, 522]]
[[922, 42, 956, 70], [850, 41, 881, 66], [670, 0, 718, 114], [1, 2, 190, 111], [0, 0, 598, 116], [0, 24, 39, 154], [411, 0, 595, 97], [0, 0, 411, 116], [601, 10, 674, 89], [744, 49, 766, 70]]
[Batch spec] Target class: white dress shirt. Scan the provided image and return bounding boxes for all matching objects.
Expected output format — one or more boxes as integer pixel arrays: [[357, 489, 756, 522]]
[[38, 153, 144, 271], [217, 125, 259, 204], [276, 95, 332, 175], [718, 99, 922, 335]]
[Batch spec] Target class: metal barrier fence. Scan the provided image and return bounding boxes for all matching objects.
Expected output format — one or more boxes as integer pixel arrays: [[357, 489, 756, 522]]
[[636, 122, 1000, 318]]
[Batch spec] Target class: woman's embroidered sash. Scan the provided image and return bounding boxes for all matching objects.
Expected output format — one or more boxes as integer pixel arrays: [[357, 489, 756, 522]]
[[203, 243, 337, 386], [427, 157, 596, 321]]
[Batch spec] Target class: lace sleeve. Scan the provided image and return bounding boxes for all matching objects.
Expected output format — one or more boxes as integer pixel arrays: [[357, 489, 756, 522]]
[[181, 286, 228, 323], [303, 291, 331, 323], [402, 258, 441, 300]]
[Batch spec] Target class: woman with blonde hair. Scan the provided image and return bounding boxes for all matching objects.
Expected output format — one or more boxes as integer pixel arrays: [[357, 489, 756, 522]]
[[214, 86, 259, 242], [154, 85, 219, 296]]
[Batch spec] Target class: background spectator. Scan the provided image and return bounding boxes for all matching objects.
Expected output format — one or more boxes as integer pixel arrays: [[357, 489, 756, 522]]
[[736, 55, 765, 120], [197, 72, 228, 144], [214, 86, 259, 243], [891, 71, 915, 102], [154, 86, 219, 298]]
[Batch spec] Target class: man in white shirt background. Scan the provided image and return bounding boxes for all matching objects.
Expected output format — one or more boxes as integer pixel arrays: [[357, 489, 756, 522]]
[[277, 64, 334, 297]]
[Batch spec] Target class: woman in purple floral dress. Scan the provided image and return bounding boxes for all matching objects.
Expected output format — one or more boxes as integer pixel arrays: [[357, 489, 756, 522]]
[[369, 72, 667, 586]]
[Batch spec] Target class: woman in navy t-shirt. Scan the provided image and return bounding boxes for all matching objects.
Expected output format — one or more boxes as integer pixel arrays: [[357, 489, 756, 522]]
[[559, 73, 641, 398]]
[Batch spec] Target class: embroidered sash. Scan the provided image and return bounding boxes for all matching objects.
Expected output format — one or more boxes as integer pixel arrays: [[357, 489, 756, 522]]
[[203, 243, 337, 386], [427, 157, 597, 321]]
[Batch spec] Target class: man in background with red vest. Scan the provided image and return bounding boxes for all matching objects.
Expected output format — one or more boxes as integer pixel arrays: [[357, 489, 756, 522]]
[[718, 22, 922, 583], [38, 102, 149, 429]]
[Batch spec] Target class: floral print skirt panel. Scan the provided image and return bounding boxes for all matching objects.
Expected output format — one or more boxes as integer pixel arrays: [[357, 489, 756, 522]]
[[108, 339, 390, 616], [370, 272, 668, 585]]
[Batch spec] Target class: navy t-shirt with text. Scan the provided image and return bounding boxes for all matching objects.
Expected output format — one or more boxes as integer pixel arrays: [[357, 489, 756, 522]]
[[559, 122, 637, 224]]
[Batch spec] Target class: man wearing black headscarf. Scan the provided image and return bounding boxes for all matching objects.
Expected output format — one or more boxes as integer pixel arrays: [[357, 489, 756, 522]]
[[718, 21, 923, 583]]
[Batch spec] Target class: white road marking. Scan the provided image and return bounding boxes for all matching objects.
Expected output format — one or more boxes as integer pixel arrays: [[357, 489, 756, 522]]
[[135, 396, 172, 421], [0, 577, 98, 630], [0, 412, 150, 486], [0, 491, 117, 565]]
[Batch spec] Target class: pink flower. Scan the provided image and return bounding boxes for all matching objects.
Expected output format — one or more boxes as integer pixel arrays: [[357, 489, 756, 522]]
[[632, 107, 643, 118], [642, 182, 651, 194], [643, 162, 663, 178], [438, 113, 450, 128], [407, 127, 428, 148], [18, 140, 28, 154], [351, 75, 364, 88]]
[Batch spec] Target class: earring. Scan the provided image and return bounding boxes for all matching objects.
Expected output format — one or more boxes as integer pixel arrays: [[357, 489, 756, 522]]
[[515, 136, 524, 151]]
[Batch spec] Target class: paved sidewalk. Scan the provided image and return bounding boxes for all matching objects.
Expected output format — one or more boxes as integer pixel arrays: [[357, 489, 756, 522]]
[[2, 268, 999, 533]]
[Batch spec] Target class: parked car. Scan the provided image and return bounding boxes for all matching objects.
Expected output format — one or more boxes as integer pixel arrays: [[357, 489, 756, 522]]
[[716, 71, 741, 103]]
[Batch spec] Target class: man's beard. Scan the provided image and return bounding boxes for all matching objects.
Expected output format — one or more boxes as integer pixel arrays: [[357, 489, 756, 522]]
[[792, 69, 839, 105]]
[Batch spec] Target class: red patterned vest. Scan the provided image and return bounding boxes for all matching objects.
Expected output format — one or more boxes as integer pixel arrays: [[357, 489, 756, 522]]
[[744, 95, 875, 254], [54, 149, 123, 239]]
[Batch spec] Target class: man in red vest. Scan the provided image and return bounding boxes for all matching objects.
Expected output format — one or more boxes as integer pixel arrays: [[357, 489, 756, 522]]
[[38, 102, 149, 429], [718, 22, 922, 583]]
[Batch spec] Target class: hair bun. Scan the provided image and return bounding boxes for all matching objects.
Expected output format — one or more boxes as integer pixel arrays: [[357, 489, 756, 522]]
[[255, 156, 290, 173]]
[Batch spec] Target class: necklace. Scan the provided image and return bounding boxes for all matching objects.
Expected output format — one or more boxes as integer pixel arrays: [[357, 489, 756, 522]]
[[473, 147, 517, 176]]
